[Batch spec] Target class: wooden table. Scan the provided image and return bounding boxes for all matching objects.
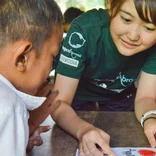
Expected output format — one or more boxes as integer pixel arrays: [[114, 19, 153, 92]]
[[29, 111, 149, 156]]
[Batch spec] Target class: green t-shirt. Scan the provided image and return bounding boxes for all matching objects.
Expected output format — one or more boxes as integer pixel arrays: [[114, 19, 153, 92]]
[[56, 9, 156, 101]]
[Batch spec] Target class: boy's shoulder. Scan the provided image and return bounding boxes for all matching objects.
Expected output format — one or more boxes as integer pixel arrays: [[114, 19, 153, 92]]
[[0, 80, 17, 107]]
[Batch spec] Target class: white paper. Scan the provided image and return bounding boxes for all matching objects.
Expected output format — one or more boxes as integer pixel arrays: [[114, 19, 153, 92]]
[[76, 147, 156, 156], [75, 149, 79, 156]]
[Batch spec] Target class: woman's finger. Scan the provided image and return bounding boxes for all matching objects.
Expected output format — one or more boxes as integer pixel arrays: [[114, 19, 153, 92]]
[[144, 129, 156, 148], [82, 143, 94, 156]]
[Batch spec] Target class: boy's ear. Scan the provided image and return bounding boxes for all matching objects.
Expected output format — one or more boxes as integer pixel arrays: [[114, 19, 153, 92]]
[[15, 42, 33, 72]]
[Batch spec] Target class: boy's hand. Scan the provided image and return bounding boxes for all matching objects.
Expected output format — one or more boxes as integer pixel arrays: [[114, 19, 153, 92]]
[[35, 79, 54, 97], [26, 125, 51, 153], [29, 79, 61, 135]]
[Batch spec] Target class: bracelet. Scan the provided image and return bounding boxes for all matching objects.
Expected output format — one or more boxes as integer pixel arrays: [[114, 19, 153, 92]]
[[142, 117, 156, 127], [141, 110, 156, 127], [29, 119, 38, 129]]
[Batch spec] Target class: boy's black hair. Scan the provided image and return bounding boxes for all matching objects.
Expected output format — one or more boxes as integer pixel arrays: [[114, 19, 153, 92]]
[[64, 7, 84, 24], [0, 0, 63, 50]]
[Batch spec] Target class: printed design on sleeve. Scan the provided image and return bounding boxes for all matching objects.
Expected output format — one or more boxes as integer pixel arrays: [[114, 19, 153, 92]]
[[62, 46, 82, 59], [60, 54, 79, 67], [68, 32, 86, 49], [59, 32, 86, 68]]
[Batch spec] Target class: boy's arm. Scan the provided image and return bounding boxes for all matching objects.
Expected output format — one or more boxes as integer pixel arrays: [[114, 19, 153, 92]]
[[135, 71, 156, 147], [28, 81, 60, 135], [27, 81, 61, 153], [26, 125, 51, 154]]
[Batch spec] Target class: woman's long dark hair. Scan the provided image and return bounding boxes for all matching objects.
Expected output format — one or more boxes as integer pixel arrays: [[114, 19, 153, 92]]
[[134, 0, 156, 24], [109, 0, 156, 25]]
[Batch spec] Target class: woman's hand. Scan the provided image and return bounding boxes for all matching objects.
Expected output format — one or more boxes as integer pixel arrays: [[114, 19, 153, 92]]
[[143, 118, 156, 148], [79, 126, 116, 156]]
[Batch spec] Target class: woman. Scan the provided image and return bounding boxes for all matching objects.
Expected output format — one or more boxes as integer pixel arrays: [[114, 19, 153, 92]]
[[52, 0, 156, 155]]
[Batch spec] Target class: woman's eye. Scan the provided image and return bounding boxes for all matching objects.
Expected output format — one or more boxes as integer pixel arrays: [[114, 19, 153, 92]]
[[121, 16, 131, 23], [144, 26, 155, 32]]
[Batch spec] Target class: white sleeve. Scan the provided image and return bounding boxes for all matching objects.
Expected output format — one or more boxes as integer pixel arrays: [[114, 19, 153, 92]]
[[0, 98, 27, 156]]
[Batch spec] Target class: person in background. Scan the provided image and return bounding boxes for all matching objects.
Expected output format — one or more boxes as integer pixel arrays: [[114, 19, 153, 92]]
[[0, 0, 63, 155], [52, 0, 156, 155], [63, 7, 84, 33]]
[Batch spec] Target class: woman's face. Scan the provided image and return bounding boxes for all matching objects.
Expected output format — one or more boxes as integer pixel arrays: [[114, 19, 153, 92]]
[[110, 0, 156, 56]]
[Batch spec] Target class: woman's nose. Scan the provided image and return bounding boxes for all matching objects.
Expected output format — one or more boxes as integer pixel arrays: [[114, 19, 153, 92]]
[[127, 26, 140, 41]]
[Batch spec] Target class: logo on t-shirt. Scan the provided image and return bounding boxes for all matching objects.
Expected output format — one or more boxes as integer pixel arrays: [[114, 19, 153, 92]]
[[118, 73, 134, 87], [62, 46, 82, 59], [68, 32, 86, 49], [93, 72, 134, 93], [59, 54, 79, 67]]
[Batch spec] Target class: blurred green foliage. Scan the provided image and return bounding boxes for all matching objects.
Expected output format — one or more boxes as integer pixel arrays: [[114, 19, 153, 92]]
[[55, 0, 108, 13]]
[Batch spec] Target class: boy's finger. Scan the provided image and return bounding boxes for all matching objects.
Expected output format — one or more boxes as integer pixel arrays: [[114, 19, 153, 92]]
[[48, 100, 61, 113], [40, 90, 59, 111], [47, 90, 59, 101], [38, 125, 51, 133], [37, 82, 53, 97], [44, 90, 61, 112], [33, 137, 43, 146]]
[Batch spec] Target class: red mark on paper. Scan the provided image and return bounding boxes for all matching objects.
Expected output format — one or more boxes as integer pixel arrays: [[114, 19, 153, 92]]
[[138, 149, 156, 156]]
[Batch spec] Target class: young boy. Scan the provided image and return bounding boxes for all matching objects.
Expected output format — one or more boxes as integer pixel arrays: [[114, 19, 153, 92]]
[[63, 7, 84, 33], [0, 0, 63, 155]]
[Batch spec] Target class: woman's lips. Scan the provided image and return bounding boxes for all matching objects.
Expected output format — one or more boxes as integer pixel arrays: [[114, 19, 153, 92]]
[[121, 39, 140, 49]]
